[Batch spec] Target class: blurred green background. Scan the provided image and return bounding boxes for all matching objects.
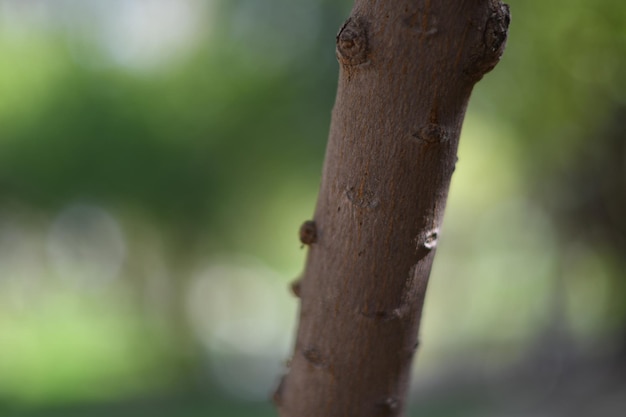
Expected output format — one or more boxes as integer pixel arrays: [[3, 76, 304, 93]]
[[0, 0, 624, 416]]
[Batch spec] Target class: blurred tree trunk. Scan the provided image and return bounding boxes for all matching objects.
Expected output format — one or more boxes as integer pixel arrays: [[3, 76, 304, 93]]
[[275, 1, 509, 416]]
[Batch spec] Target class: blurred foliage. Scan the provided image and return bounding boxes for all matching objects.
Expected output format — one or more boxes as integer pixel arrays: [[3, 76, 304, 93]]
[[0, 0, 624, 416]]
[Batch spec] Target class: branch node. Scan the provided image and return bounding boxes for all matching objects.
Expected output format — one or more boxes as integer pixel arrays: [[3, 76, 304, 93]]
[[412, 123, 450, 145], [299, 220, 318, 245], [376, 397, 399, 414], [415, 229, 439, 253], [464, 1, 511, 79], [272, 374, 286, 406], [302, 346, 327, 368], [345, 186, 380, 209], [392, 305, 410, 320], [336, 17, 369, 66], [361, 310, 393, 321], [290, 279, 302, 298], [408, 340, 421, 358], [423, 229, 439, 250]]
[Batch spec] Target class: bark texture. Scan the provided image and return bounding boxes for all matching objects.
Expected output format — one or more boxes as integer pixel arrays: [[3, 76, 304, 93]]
[[276, 1, 510, 416]]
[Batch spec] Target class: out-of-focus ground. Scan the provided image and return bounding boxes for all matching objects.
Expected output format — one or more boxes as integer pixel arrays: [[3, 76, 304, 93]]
[[0, 0, 624, 416]]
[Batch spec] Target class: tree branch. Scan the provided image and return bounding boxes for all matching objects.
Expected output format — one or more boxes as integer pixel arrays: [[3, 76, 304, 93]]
[[276, 1, 510, 416]]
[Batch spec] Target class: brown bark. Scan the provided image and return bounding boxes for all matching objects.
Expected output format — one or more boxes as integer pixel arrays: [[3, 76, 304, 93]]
[[276, 1, 510, 416]]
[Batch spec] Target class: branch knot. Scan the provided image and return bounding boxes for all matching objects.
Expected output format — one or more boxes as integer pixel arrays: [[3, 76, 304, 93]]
[[336, 17, 369, 66], [464, 1, 510, 80]]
